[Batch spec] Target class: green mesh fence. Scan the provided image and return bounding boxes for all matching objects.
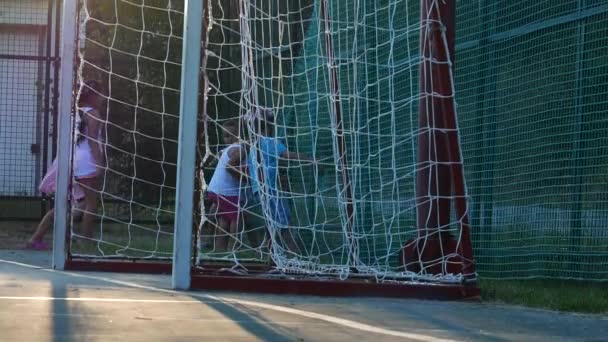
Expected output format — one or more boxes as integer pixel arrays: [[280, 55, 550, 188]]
[[457, 1, 608, 280], [279, 1, 608, 280]]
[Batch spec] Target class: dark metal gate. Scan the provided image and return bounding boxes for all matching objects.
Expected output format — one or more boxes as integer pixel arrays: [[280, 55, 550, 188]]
[[0, 0, 61, 220]]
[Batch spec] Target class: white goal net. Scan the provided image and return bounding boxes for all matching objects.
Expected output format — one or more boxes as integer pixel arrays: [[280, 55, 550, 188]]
[[69, 0, 184, 259], [197, 0, 475, 283], [68, 0, 473, 282]]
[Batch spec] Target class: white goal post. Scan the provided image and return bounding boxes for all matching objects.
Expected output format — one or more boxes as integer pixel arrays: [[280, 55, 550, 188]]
[[52, 0, 79, 270], [172, 0, 204, 290]]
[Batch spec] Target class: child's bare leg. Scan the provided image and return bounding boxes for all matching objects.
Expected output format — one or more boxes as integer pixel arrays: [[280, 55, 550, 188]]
[[82, 194, 97, 238], [226, 217, 241, 252], [80, 179, 99, 239], [245, 220, 264, 250], [244, 202, 267, 251], [202, 202, 218, 249], [214, 217, 229, 252], [29, 208, 55, 243]]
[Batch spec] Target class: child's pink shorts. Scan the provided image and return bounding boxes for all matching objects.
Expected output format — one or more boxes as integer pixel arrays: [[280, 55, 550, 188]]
[[207, 192, 240, 224]]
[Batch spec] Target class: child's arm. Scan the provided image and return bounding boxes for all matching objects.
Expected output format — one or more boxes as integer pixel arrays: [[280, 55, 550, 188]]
[[226, 145, 248, 179]]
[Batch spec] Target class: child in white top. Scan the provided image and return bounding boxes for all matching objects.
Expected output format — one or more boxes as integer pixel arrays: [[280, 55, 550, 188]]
[[206, 120, 248, 252]]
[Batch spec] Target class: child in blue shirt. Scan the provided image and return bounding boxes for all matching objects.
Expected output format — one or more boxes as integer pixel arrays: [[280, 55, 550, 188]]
[[245, 107, 316, 253]]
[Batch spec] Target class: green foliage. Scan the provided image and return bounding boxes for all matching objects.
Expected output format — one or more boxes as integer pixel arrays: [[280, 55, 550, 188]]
[[80, 0, 184, 204]]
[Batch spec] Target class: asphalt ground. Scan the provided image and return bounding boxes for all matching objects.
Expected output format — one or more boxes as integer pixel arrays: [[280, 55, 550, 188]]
[[0, 250, 606, 341]]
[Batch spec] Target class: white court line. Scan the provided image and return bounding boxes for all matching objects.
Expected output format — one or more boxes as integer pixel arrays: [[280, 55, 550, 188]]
[[0, 258, 460, 342], [0, 296, 204, 303]]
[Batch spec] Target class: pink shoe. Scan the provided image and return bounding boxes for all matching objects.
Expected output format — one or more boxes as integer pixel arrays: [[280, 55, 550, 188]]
[[24, 241, 49, 250]]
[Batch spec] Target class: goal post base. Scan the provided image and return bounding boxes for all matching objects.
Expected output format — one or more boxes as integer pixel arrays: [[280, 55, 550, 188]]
[[65, 258, 172, 274], [190, 273, 480, 300]]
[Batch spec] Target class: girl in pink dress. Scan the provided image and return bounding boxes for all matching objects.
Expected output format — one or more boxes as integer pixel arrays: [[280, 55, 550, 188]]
[[26, 80, 105, 250]]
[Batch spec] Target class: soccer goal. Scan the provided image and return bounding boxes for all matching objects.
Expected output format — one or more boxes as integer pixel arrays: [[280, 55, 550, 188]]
[[188, 0, 476, 298], [54, 0, 477, 298]]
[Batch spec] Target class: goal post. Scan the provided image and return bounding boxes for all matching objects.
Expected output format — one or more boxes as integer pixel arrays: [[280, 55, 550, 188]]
[[52, 0, 79, 270], [172, 0, 204, 290], [59, 0, 185, 273], [412, 0, 476, 279]]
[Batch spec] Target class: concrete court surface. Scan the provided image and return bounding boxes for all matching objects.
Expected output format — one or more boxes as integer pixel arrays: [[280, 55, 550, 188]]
[[0, 250, 606, 342]]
